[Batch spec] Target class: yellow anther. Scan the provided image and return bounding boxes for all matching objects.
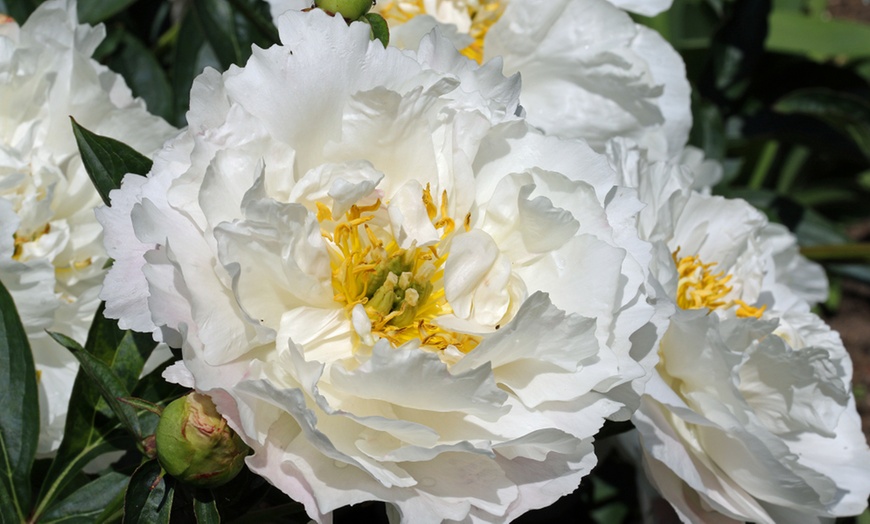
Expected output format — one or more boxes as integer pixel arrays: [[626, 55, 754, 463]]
[[735, 299, 766, 319], [422, 184, 437, 221], [316, 202, 333, 222]]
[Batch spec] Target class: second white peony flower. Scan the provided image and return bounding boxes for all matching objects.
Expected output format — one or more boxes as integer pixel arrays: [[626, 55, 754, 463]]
[[99, 9, 661, 523]]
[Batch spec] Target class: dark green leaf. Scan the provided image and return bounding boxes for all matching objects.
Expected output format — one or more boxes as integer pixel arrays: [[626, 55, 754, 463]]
[[192, 0, 246, 70], [34, 305, 157, 520], [775, 88, 870, 160], [41, 472, 129, 524], [0, 0, 39, 22], [77, 0, 139, 24], [0, 279, 38, 523], [172, 13, 221, 127], [105, 30, 175, 122], [93, 484, 127, 524], [363, 13, 389, 47], [689, 96, 726, 162], [224, 0, 279, 45], [699, 0, 771, 108], [70, 118, 153, 206], [47, 332, 142, 442], [124, 461, 174, 524], [194, 489, 221, 524]]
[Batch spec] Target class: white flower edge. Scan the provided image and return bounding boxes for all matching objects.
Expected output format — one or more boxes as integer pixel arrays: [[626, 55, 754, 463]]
[[0, 0, 177, 453], [487, 0, 691, 159]]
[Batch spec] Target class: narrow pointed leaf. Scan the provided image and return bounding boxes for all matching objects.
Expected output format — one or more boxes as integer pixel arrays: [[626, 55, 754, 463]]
[[775, 88, 870, 160], [0, 280, 38, 523], [104, 30, 174, 122], [124, 461, 174, 524], [35, 305, 157, 519], [41, 472, 129, 524], [70, 118, 153, 206], [47, 332, 142, 441], [194, 489, 221, 524], [77, 0, 138, 24]]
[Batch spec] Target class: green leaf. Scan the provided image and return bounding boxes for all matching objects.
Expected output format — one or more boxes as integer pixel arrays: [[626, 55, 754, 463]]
[[70, 118, 153, 206], [632, 0, 720, 51], [194, 490, 221, 524], [34, 305, 157, 520], [172, 13, 221, 127], [0, 279, 39, 523], [0, 0, 39, 22], [47, 332, 142, 442], [124, 461, 174, 524], [192, 0, 247, 70], [768, 11, 870, 59], [699, 0, 771, 107], [363, 13, 389, 47], [775, 88, 870, 160], [41, 472, 129, 524], [104, 30, 175, 122], [77, 0, 139, 24], [190, 0, 277, 71]]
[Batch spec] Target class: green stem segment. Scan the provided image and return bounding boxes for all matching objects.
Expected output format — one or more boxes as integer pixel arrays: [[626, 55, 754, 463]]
[[800, 243, 870, 261]]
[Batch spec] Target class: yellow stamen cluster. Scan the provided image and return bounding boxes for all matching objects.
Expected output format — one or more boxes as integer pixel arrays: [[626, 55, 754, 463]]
[[321, 186, 478, 352], [12, 224, 51, 261], [376, 0, 506, 63], [672, 249, 766, 319]]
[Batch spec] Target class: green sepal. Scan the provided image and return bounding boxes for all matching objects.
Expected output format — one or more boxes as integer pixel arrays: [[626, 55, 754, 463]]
[[364, 12, 390, 47]]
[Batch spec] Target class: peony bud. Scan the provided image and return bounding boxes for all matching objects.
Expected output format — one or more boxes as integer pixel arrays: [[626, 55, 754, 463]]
[[155, 392, 249, 488], [315, 0, 373, 20]]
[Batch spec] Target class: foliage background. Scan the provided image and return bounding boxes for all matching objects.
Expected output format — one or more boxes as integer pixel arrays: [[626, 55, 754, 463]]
[[1, 0, 869, 521]]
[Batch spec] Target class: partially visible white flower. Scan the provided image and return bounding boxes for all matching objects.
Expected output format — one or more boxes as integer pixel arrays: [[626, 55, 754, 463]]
[[266, 0, 692, 160], [0, 0, 177, 454], [99, 10, 661, 522], [607, 140, 870, 523]]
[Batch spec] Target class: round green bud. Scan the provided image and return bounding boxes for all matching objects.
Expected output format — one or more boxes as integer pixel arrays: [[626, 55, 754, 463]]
[[155, 392, 249, 488], [315, 0, 373, 20]]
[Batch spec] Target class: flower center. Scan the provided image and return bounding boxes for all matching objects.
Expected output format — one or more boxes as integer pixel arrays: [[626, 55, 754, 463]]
[[672, 249, 765, 319], [376, 0, 506, 63], [320, 186, 479, 352]]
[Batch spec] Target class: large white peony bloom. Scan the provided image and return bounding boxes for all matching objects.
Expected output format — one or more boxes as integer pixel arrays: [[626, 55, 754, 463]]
[[266, 0, 692, 160], [607, 140, 870, 523], [99, 10, 662, 522], [0, 0, 177, 454]]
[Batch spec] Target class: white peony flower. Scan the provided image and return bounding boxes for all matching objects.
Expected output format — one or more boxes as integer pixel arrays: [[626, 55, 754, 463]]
[[266, 0, 692, 159], [607, 140, 870, 523], [0, 0, 177, 454], [99, 10, 661, 522]]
